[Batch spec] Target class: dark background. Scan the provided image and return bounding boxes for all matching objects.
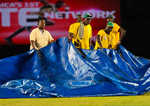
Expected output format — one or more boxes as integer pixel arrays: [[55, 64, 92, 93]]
[[0, 0, 150, 59], [120, 0, 150, 59]]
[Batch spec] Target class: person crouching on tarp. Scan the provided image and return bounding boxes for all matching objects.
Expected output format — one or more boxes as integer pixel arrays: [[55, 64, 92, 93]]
[[94, 21, 114, 49], [68, 13, 93, 50], [29, 17, 54, 51]]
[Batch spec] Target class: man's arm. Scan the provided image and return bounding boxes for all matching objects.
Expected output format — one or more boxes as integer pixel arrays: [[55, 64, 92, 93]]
[[30, 30, 40, 50], [68, 23, 76, 41], [48, 33, 55, 44], [97, 34, 102, 47], [119, 26, 126, 40], [89, 26, 93, 48], [49, 39, 55, 44], [68, 32, 74, 41], [30, 40, 39, 50], [89, 37, 92, 48]]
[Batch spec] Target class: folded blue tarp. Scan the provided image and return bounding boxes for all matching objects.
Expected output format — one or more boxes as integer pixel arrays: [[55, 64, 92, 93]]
[[0, 37, 150, 98]]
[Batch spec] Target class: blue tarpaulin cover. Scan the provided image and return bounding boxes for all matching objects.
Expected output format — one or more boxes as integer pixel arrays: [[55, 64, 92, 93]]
[[0, 37, 150, 98]]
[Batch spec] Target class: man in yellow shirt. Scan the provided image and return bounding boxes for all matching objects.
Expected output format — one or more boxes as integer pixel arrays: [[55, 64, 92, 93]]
[[68, 13, 92, 50], [106, 15, 126, 48], [30, 17, 54, 50], [95, 21, 114, 49], [95, 15, 126, 49]]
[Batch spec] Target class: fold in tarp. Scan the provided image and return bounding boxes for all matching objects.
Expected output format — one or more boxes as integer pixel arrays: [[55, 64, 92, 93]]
[[0, 37, 150, 98]]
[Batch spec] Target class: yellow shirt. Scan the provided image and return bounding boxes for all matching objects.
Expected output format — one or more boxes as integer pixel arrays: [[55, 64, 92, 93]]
[[112, 23, 120, 33], [68, 22, 80, 44], [30, 28, 54, 50], [95, 23, 120, 49], [94, 29, 110, 49], [68, 22, 92, 49], [111, 23, 120, 49]]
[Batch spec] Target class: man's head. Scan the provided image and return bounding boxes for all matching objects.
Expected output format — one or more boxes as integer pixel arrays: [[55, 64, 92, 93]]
[[40, 5, 53, 13], [76, 14, 82, 22], [82, 13, 92, 25], [105, 21, 114, 33], [38, 17, 46, 29], [106, 15, 114, 22]]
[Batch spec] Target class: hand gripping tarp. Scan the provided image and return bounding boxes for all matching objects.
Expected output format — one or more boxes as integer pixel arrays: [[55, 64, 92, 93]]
[[0, 37, 150, 98]]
